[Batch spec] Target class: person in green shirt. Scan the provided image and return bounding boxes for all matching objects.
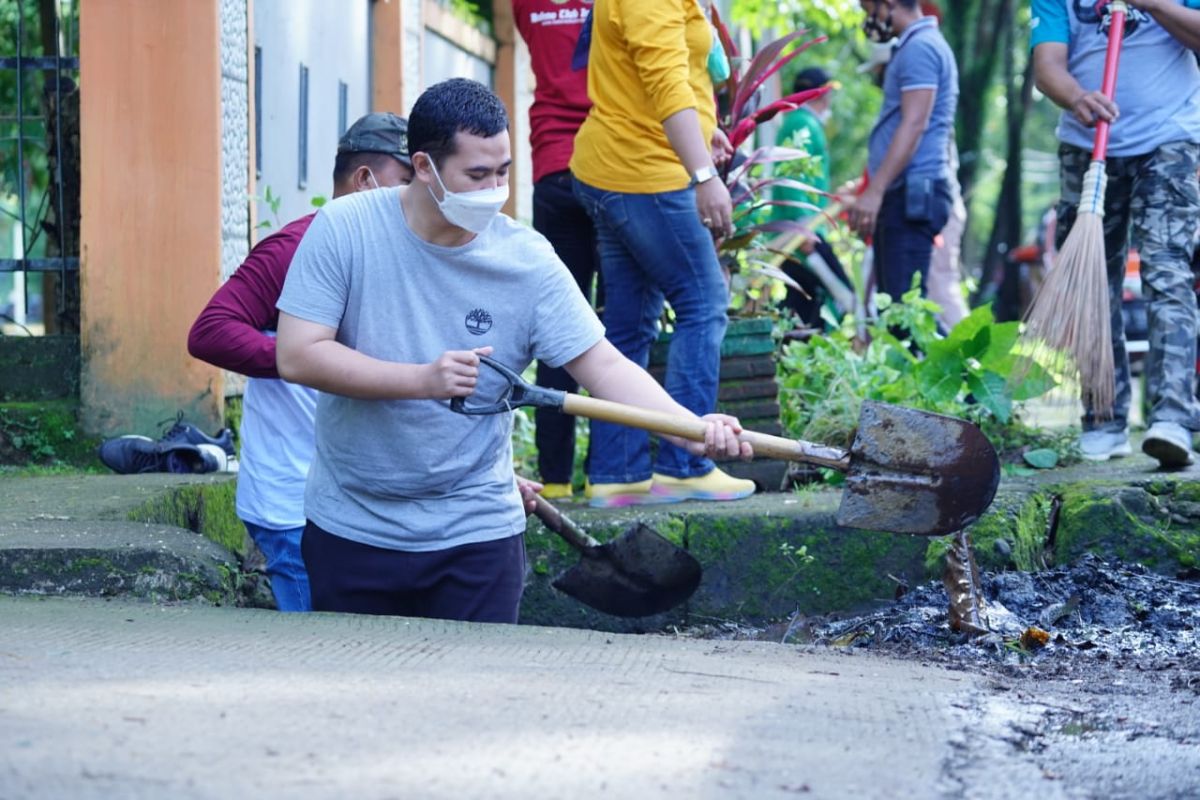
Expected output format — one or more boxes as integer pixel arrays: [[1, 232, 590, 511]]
[[771, 67, 853, 329], [773, 67, 834, 217]]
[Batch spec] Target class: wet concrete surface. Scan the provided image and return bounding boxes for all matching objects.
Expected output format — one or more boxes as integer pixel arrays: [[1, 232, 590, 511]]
[[685, 555, 1200, 799], [2, 594, 1199, 799]]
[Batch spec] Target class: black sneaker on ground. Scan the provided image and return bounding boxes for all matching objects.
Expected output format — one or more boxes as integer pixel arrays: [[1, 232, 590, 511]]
[[157, 411, 236, 457], [97, 437, 231, 475]]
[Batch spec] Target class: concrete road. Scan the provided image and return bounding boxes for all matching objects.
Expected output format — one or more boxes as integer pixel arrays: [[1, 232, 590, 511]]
[[0, 596, 1192, 799]]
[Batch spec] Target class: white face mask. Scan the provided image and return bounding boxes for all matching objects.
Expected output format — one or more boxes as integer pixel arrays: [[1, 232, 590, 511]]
[[365, 167, 381, 190], [427, 160, 509, 234]]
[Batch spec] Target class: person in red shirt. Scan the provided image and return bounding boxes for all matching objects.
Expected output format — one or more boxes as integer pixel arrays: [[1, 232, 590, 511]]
[[513, 0, 600, 499], [187, 113, 414, 611]]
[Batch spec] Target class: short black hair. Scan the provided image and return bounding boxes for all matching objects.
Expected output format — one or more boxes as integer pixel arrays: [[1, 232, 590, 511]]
[[331, 151, 402, 186], [407, 78, 509, 166]]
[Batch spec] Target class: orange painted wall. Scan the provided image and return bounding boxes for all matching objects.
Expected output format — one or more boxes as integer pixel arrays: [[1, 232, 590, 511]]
[[372, 0, 405, 113], [80, 1, 225, 435]]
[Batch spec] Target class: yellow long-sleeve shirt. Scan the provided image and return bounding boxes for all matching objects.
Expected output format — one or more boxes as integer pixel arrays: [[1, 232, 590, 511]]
[[569, 0, 717, 194]]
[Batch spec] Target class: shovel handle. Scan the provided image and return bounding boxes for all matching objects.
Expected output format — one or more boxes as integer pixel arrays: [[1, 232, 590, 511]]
[[531, 494, 599, 551], [561, 394, 850, 470]]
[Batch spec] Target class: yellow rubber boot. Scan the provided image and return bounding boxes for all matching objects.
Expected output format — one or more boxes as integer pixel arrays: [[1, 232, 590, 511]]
[[540, 483, 574, 500]]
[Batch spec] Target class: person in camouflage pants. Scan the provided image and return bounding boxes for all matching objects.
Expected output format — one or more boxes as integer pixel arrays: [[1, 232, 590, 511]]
[[1055, 140, 1200, 444], [1032, 0, 1200, 466]]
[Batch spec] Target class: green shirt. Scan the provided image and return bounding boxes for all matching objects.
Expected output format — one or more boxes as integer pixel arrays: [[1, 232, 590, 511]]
[[771, 106, 829, 222]]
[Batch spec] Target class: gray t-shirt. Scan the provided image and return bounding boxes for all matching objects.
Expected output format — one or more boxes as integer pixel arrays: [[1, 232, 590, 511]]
[[277, 187, 604, 552], [868, 17, 959, 187], [1031, 0, 1200, 157]]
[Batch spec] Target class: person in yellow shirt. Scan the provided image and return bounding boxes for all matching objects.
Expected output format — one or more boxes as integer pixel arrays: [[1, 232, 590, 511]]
[[570, 0, 755, 507]]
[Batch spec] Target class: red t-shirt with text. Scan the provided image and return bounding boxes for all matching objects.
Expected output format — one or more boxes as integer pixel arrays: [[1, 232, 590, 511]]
[[513, 0, 593, 182]]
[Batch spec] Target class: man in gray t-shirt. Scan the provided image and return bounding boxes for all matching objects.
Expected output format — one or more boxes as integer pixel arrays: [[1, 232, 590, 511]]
[[1032, 0, 1200, 467], [276, 79, 752, 623], [849, 0, 958, 303]]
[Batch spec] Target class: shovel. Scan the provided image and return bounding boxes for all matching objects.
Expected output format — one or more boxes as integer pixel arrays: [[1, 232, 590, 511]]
[[455, 357, 1000, 536], [530, 493, 702, 618]]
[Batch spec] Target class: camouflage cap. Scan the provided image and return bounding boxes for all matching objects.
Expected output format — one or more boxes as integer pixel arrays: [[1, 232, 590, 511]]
[[337, 112, 411, 166]]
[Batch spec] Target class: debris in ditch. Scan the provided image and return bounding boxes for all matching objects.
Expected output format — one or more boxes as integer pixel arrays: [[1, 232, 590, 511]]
[[943, 528, 989, 636], [1020, 626, 1050, 650], [684, 555, 1199, 678], [802, 555, 1200, 670]]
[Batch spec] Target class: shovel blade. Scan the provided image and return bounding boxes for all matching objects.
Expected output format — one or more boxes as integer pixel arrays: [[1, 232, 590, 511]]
[[836, 401, 1000, 536], [551, 523, 702, 617]]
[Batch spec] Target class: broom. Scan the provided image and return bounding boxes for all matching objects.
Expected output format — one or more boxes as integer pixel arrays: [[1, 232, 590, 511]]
[[1021, 0, 1129, 419]]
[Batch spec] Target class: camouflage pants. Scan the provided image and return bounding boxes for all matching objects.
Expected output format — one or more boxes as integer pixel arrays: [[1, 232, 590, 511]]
[[1056, 141, 1200, 432]]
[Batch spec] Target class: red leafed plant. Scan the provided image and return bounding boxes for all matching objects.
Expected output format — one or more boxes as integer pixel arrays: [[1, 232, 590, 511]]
[[709, 6, 834, 307]]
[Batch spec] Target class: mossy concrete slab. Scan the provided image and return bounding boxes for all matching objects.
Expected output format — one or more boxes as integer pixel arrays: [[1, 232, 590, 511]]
[[4, 448, 1200, 629], [0, 519, 236, 602], [519, 493, 930, 630], [929, 449, 1200, 579], [0, 473, 252, 605]]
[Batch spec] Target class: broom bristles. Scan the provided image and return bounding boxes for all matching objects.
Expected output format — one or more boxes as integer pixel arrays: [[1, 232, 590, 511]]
[[1020, 208, 1115, 419]]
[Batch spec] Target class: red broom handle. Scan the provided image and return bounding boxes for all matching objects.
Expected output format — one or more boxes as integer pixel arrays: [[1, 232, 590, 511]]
[[1092, 2, 1128, 161]]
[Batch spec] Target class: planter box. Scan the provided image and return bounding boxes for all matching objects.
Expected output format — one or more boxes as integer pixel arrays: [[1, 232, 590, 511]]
[[649, 317, 788, 490]]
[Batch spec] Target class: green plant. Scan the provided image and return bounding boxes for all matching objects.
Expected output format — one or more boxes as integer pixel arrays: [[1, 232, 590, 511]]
[[708, 9, 831, 314], [0, 401, 101, 470], [255, 185, 282, 231], [255, 188, 326, 232], [777, 282, 1059, 463]]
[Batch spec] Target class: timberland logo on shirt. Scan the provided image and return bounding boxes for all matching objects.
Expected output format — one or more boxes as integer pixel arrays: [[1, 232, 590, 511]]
[[465, 308, 493, 335]]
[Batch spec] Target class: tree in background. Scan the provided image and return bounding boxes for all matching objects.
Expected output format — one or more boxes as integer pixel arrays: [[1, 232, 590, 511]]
[[729, 0, 1063, 318]]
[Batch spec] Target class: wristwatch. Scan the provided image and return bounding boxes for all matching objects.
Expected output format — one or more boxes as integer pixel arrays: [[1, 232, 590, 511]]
[[688, 165, 719, 188]]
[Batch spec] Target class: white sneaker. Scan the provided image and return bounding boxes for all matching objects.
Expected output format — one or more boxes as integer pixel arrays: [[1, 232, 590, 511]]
[[1078, 429, 1132, 461], [1142, 422, 1195, 468], [196, 443, 239, 473]]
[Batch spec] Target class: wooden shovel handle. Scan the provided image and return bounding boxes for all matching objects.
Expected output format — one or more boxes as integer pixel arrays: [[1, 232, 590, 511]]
[[561, 394, 850, 470], [531, 493, 598, 551]]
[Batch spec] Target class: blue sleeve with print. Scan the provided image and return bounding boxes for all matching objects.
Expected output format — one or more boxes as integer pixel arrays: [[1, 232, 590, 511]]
[[1030, 0, 1069, 48]]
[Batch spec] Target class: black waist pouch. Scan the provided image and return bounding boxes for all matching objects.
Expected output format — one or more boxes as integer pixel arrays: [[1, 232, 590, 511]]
[[904, 176, 935, 222]]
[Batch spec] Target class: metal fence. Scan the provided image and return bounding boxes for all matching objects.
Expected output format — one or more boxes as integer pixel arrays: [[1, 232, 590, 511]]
[[1, 0, 80, 333]]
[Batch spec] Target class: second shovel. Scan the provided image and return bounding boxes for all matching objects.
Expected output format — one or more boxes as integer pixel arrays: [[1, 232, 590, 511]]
[[531, 494, 701, 618]]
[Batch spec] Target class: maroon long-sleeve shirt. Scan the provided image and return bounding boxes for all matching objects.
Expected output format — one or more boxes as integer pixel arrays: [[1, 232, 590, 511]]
[[188, 214, 316, 378]]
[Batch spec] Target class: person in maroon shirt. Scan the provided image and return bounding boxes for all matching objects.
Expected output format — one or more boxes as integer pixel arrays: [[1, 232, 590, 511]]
[[514, 0, 600, 499], [188, 113, 414, 611]]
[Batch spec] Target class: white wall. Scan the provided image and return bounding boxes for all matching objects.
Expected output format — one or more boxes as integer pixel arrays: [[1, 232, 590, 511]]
[[220, 0, 249, 280], [421, 30, 491, 89], [513, 33, 533, 226], [254, 0, 371, 227]]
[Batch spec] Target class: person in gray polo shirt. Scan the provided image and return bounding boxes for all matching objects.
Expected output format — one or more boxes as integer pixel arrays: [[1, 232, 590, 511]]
[[848, 0, 959, 304], [1032, 0, 1200, 467], [275, 79, 752, 623]]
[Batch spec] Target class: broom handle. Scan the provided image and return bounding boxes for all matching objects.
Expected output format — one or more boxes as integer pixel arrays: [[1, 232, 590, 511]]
[[1091, 1, 1128, 161]]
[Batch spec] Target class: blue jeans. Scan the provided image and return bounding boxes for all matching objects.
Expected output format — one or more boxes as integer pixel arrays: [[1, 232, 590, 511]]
[[244, 522, 312, 612], [572, 178, 728, 481], [874, 178, 953, 301]]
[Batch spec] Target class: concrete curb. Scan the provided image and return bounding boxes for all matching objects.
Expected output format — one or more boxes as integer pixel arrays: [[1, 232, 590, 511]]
[[2, 452, 1198, 630]]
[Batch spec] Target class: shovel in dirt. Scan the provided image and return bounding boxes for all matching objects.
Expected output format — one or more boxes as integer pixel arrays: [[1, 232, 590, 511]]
[[530, 493, 702, 618], [455, 357, 1000, 536]]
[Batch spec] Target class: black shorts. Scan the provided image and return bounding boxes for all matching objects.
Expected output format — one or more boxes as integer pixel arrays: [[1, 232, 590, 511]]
[[301, 520, 526, 623]]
